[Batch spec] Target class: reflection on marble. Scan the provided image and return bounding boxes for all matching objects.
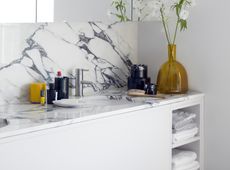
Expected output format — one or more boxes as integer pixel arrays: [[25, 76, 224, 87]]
[[0, 96, 147, 139], [0, 22, 138, 104]]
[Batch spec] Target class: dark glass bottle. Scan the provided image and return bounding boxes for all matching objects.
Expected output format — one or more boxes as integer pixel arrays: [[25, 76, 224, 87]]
[[47, 83, 56, 104], [61, 77, 69, 99], [55, 71, 69, 100], [55, 71, 63, 100]]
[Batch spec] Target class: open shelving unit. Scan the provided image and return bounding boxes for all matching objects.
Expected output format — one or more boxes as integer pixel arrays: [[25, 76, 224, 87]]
[[171, 94, 204, 170], [172, 136, 200, 149]]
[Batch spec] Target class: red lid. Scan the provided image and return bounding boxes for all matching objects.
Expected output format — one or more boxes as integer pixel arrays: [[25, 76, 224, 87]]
[[57, 71, 62, 77]]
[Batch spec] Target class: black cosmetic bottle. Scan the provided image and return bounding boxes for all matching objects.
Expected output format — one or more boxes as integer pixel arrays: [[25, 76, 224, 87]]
[[61, 77, 69, 99], [55, 71, 63, 100], [55, 71, 69, 100], [47, 83, 56, 104]]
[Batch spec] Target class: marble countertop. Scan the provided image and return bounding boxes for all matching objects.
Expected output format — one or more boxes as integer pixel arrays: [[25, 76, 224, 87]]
[[0, 91, 204, 140]]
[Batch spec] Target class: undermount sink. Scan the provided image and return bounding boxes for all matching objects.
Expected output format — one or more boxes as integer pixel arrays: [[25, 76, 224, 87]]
[[53, 95, 130, 108], [0, 118, 9, 128], [79, 95, 124, 104], [6, 95, 133, 124]]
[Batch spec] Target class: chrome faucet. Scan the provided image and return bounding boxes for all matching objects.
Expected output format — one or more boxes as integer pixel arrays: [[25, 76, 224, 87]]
[[75, 69, 97, 97]]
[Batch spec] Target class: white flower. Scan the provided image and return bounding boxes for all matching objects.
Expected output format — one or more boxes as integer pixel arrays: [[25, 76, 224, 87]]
[[148, 0, 163, 10], [133, 0, 144, 9], [179, 9, 189, 20], [136, 10, 142, 18], [144, 0, 165, 19], [149, 9, 161, 19]]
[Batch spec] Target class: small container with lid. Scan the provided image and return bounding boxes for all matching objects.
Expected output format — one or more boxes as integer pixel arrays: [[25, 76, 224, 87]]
[[146, 83, 158, 95], [47, 83, 56, 104]]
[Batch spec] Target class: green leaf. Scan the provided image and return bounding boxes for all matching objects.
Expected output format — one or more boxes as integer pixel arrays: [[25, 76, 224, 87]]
[[172, 3, 182, 18], [185, 0, 191, 6], [179, 19, 187, 31], [115, 14, 122, 18], [111, 0, 130, 22], [179, 0, 185, 6]]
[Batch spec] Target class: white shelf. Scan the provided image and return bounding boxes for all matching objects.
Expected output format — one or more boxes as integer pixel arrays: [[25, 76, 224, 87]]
[[172, 136, 200, 149], [171, 95, 204, 170]]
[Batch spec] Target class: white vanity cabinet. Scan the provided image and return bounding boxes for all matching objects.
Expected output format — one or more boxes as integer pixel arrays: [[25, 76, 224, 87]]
[[0, 92, 204, 170], [0, 106, 172, 170]]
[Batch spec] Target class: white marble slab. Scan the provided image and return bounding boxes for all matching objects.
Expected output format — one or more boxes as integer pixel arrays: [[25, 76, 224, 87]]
[[0, 22, 138, 104]]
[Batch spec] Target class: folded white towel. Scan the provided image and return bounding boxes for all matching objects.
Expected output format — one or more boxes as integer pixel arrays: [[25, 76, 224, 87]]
[[172, 127, 198, 143], [173, 122, 197, 133], [172, 161, 200, 170], [173, 119, 196, 131], [172, 149, 197, 167], [187, 166, 200, 170], [173, 111, 196, 129]]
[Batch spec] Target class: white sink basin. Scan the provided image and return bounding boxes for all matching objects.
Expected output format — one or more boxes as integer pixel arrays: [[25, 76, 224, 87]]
[[6, 95, 134, 124], [53, 95, 128, 108]]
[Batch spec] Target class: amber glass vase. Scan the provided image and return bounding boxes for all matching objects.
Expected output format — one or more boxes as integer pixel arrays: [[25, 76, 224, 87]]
[[157, 44, 188, 94]]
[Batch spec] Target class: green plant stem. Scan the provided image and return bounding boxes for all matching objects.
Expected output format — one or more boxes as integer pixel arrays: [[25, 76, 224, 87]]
[[173, 0, 186, 44], [160, 8, 171, 44], [166, 22, 172, 43], [119, 7, 125, 21], [173, 20, 179, 44]]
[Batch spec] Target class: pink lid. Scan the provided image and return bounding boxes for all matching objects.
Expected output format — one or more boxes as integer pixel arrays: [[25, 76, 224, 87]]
[[57, 71, 62, 77]]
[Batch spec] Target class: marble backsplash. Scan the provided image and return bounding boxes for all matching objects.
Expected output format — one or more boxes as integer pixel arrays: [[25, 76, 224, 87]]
[[0, 22, 138, 104]]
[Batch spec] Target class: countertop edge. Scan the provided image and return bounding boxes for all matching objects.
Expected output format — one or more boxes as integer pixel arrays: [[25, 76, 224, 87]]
[[0, 104, 152, 140], [0, 91, 204, 140]]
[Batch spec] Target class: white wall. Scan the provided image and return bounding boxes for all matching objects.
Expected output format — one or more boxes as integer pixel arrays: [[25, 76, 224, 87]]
[[138, 0, 230, 169], [54, 0, 110, 22], [54, 0, 132, 22]]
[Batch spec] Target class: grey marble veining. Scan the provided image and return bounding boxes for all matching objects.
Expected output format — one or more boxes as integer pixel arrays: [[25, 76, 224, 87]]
[[0, 22, 138, 104]]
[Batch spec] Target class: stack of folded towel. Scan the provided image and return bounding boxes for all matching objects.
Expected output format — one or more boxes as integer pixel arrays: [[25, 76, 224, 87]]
[[172, 110, 198, 143], [172, 149, 200, 170]]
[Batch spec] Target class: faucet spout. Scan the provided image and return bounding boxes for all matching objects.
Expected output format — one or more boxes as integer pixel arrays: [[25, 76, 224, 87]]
[[75, 69, 83, 97], [75, 68, 97, 97], [81, 80, 97, 92]]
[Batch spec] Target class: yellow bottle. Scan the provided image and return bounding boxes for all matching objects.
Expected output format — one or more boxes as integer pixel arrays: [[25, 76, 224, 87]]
[[40, 89, 46, 106], [29, 83, 46, 103]]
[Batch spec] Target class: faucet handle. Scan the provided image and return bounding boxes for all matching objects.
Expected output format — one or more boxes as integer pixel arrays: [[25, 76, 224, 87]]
[[82, 69, 89, 72], [74, 68, 90, 97], [75, 68, 89, 74], [75, 68, 89, 80]]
